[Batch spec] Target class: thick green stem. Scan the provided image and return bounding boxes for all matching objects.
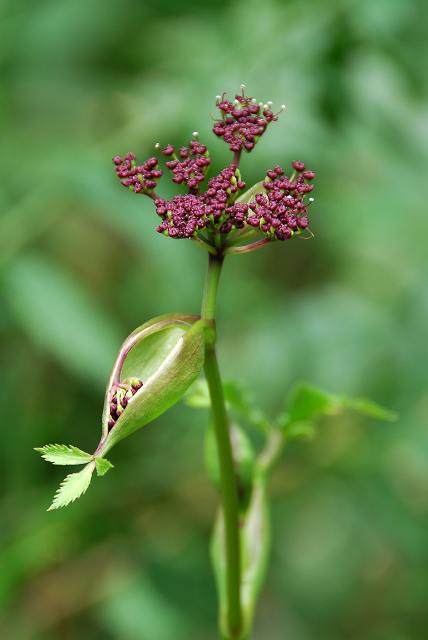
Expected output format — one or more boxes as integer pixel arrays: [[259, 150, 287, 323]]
[[201, 252, 223, 321], [202, 252, 242, 638]]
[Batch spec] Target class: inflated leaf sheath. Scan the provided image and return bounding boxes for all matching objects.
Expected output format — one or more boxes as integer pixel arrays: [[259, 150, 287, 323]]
[[96, 314, 206, 456]]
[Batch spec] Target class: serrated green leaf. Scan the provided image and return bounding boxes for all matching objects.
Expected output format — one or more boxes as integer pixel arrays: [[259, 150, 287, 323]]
[[48, 462, 95, 511], [95, 457, 114, 476], [35, 444, 92, 465]]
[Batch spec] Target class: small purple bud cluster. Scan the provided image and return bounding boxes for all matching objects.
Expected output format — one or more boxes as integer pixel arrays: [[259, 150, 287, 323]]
[[113, 154, 162, 194], [108, 377, 143, 431], [155, 194, 208, 238], [201, 165, 246, 221], [247, 161, 315, 240], [213, 92, 281, 153], [160, 140, 211, 190], [154, 165, 247, 238]]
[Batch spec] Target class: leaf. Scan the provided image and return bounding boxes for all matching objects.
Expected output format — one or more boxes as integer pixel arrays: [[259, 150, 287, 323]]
[[48, 462, 95, 511], [240, 479, 270, 634], [95, 457, 114, 476], [34, 444, 92, 465], [286, 383, 340, 424], [211, 474, 270, 639], [236, 181, 266, 205], [284, 420, 317, 441], [341, 396, 397, 421], [97, 315, 206, 456], [185, 379, 270, 432], [183, 379, 210, 408], [281, 382, 396, 436], [223, 382, 270, 432]]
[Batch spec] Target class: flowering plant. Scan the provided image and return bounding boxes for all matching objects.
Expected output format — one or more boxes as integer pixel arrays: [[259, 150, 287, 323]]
[[36, 86, 394, 640]]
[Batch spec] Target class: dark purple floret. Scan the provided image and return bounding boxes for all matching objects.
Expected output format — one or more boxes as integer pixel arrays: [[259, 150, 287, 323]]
[[212, 90, 284, 153], [113, 153, 162, 194], [159, 139, 211, 190], [292, 160, 305, 172], [201, 165, 246, 221], [246, 162, 315, 240], [154, 165, 247, 238], [155, 194, 209, 238]]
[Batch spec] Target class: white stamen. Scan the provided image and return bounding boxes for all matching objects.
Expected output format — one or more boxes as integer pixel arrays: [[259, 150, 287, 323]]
[[234, 99, 239, 105], [308, 197, 315, 202], [281, 104, 287, 110], [263, 104, 269, 110], [155, 143, 160, 149], [259, 102, 264, 107], [192, 131, 199, 137], [240, 83, 246, 89], [267, 101, 273, 106], [216, 95, 222, 100]]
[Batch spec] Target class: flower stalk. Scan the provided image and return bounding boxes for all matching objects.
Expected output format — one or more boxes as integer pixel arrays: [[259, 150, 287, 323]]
[[202, 251, 243, 638]]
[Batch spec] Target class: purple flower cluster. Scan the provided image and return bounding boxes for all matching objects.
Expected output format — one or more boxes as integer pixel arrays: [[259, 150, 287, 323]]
[[108, 378, 143, 431], [212, 91, 282, 153], [202, 165, 246, 218], [113, 154, 162, 194], [247, 162, 315, 240], [159, 140, 211, 190], [113, 87, 316, 245], [155, 165, 246, 238]]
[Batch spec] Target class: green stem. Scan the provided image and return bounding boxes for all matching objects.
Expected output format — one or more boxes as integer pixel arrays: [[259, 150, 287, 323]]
[[202, 252, 242, 638], [201, 252, 224, 321]]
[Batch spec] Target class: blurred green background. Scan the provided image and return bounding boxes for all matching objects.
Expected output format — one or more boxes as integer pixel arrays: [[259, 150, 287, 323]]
[[1, 0, 427, 638]]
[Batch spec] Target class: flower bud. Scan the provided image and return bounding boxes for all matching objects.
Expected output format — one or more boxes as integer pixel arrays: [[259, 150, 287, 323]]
[[96, 314, 207, 457]]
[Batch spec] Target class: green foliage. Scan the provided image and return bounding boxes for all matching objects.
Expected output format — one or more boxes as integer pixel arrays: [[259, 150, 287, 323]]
[[286, 383, 341, 423], [35, 445, 114, 506], [186, 379, 270, 432], [281, 382, 396, 440], [211, 470, 271, 638], [48, 463, 95, 511], [239, 479, 270, 636], [95, 457, 114, 476], [341, 396, 398, 421], [34, 444, 92, 465]]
